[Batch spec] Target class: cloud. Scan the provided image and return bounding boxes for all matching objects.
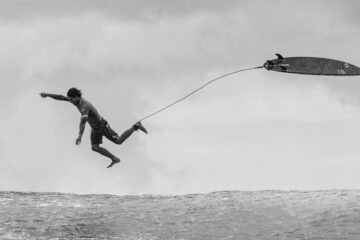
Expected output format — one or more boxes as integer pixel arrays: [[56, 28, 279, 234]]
[[0, 0, 241, 22]]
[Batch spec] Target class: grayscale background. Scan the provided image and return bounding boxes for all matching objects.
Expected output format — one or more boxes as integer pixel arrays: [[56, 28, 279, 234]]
[[0, 0, 360, 196]]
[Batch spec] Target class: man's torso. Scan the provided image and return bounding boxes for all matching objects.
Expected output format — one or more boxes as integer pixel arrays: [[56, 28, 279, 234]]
[[76, 98, 103, 128]]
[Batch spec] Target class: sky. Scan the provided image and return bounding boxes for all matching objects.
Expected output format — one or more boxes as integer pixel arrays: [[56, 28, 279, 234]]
[[1, 0, 360, 195]]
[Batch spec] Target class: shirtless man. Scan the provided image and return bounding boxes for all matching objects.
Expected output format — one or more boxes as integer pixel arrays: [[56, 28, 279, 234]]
[[40, 87, 147, 168]]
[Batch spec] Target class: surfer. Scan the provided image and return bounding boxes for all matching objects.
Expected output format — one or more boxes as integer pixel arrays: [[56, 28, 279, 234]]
[[40, 88, 148, 168]]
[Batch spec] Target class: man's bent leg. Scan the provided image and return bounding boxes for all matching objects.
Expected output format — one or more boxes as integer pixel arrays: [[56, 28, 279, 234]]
[[114, 127, 135, 145]]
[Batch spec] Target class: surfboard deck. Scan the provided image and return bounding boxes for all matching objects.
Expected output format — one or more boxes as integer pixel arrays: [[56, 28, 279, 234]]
[[264, 54, 360, 76]]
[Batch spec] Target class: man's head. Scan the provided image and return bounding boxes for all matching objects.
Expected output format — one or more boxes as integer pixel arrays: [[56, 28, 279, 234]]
[[67, 87, 82, 105]]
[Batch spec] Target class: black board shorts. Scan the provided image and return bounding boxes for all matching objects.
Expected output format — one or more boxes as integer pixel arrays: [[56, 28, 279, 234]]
[[90, 119, 118, 145]]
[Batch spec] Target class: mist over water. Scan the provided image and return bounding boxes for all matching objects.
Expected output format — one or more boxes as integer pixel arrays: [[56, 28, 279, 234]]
[[1, 190, 360, 239]]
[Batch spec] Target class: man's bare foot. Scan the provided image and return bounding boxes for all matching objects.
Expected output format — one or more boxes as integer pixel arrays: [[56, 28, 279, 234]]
[[107, 158, 120, 168]]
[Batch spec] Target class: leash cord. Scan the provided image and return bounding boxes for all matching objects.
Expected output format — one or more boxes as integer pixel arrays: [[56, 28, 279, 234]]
[[138, 65, 263, 122]]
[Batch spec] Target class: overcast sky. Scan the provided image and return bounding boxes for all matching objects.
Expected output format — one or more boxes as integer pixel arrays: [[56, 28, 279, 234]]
[[1, 0, 360, 195]]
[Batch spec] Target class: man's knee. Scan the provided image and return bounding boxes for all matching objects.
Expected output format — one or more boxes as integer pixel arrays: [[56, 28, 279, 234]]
[[115, 137, 124, 145], [92, 144, 100, 151]]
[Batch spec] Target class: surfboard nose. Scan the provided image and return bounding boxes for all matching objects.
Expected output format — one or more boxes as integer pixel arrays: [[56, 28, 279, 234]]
[[339, 62, 360, 75]]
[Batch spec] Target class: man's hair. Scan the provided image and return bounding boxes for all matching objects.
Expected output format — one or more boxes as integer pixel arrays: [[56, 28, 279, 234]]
[[67, 88, 82, 98]]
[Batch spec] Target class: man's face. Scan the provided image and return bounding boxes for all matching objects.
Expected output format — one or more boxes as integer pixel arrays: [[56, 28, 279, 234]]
[[68, 96, 81, 105]]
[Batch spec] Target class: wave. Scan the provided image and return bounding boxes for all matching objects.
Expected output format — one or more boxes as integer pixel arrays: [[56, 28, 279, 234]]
[[1, 190, 360, 239]]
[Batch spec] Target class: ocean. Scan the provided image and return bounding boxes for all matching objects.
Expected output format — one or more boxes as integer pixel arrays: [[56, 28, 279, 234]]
[[1, 190, 360, 239]]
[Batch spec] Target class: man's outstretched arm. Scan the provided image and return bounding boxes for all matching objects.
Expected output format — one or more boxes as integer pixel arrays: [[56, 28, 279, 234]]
[[40, 92, 69, 101]]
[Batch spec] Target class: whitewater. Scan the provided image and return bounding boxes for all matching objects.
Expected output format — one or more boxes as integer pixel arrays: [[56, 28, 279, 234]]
[[1, 190, 360, 239]]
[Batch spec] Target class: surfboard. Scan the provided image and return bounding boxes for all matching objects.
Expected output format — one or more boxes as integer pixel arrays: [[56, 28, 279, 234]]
[[264, 54, 360, 76]]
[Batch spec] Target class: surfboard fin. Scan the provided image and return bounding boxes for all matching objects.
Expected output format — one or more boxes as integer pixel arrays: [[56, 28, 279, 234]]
[[276, 53, 284, 59]]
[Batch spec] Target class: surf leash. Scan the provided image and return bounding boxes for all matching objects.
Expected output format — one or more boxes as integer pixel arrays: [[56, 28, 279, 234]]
[[138, 65, 264, 122], [138, 53, 360, 122]]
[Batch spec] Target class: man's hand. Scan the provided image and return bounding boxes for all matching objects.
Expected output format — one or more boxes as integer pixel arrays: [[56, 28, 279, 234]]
[[40, 92, 48, 98], [76, 135, 82, 145]]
